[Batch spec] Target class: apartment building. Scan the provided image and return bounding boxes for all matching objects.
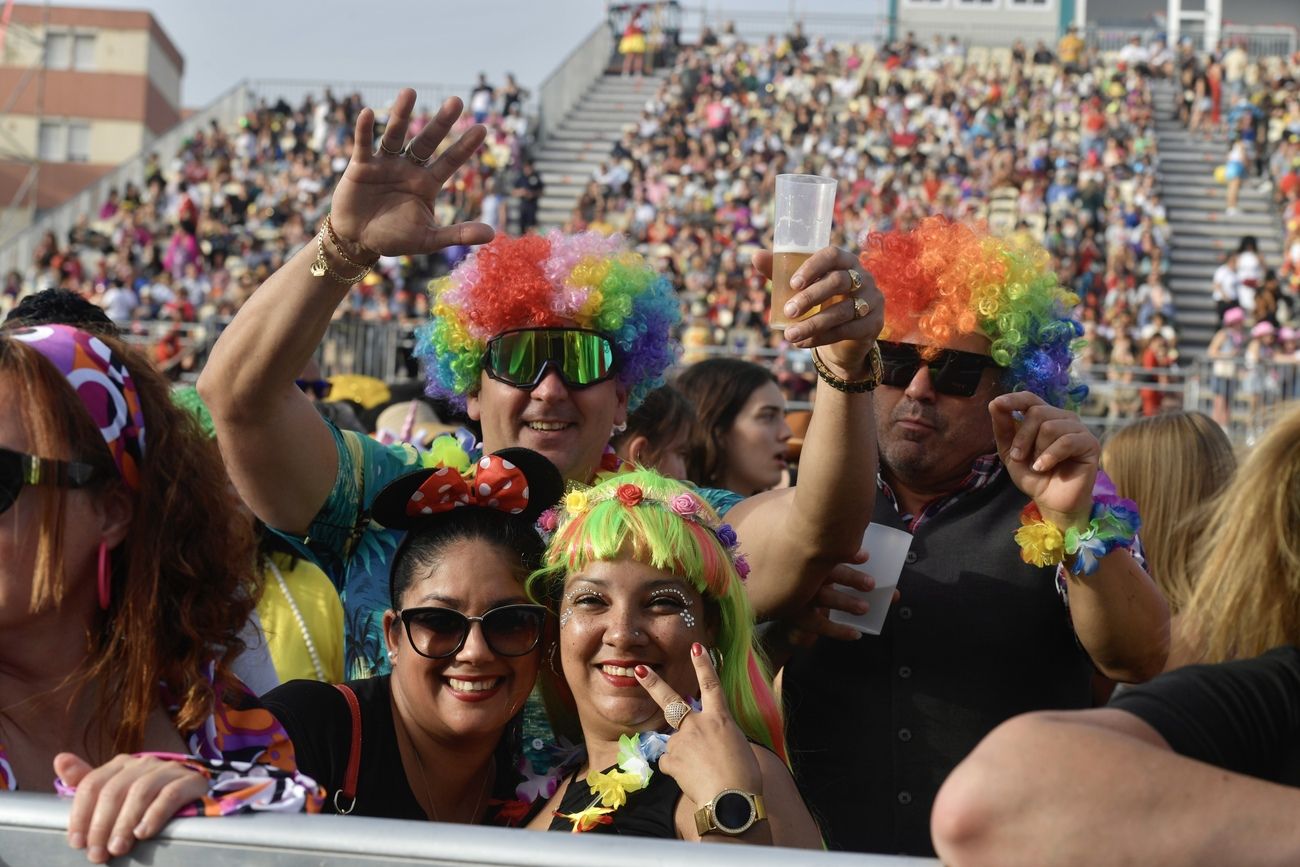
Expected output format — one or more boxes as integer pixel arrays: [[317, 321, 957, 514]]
[[0, 4, 183, 231]]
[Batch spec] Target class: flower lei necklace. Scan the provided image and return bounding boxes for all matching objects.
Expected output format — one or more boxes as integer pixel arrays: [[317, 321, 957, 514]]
[[554, 731, 672, 832]]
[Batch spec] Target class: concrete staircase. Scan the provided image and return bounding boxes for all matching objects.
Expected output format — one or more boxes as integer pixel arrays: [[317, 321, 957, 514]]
[[530, 71, 668, 231], [1152, 79, 1286, 354]]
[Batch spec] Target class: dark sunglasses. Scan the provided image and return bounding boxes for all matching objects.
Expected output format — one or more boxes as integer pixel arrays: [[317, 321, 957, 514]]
[[877, 340, 1002, 397], [295, 378, 332, 399], [483, 328, 618, 391], [398, 604, 548, 660], [0, 447, 100, 516]]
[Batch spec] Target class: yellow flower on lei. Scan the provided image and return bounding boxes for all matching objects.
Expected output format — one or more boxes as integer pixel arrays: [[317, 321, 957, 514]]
[[564, 490, 590, 517], [585, 768, 647, 809], [1015, 520, 1066, 567], [555, 805, 615, 833]]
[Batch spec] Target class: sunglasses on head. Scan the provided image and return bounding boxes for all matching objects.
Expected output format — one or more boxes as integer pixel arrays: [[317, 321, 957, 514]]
[[295, 378, 332, 400], [0, 447, 100, 516], [483, 328, 619, 391], [877, 340, 1002, 397], [398, 603, 548, 660]]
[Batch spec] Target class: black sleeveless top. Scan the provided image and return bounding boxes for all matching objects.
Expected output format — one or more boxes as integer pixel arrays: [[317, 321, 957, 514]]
[[546, 760, 681, 837]]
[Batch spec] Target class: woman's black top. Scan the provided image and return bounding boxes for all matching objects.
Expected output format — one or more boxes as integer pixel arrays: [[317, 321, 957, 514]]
[[546, 760, 681, 837], [262, 675, 515, 820]]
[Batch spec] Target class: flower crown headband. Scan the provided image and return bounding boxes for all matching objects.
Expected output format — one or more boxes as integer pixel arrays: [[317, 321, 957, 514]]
[[542, 482, 751, 581]]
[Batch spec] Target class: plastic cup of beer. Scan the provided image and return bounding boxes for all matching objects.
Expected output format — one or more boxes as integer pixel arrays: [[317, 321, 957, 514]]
[[770, 173, 837, 330], [828, 523, 914, 636]]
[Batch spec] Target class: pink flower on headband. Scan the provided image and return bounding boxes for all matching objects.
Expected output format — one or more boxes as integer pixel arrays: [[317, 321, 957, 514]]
[[669, 493, 699, 516], [734, 554, 751, 581], [616, 484, 644, 507], [538, 507, 560, 534]]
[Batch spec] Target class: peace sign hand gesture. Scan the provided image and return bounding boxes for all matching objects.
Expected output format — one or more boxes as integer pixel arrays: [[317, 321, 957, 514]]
[[633, 643, 763, 806], [330, 89, 495, 256]]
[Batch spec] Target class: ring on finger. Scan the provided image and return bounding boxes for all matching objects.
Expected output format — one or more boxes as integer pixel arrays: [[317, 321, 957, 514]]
[[663, 699, 692, 730], [853, 297, 872, 320], [847, 269, 863, 292], [378, 139, 403, 157], [404, 143, 433, 165]]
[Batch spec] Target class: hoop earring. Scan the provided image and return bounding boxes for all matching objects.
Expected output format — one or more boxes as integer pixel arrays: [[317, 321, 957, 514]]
[[707, 646, 724, 674], [548, 642, 562, 677], [97, 540, 111, 611]]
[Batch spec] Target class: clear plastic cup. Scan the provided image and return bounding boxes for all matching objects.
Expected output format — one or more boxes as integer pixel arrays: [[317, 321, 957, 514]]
[[828, 523, 914, 636], [770, 174, 837, 329]]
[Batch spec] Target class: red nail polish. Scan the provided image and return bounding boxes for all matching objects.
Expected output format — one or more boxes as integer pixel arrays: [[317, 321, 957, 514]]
[[691, 643, 703, 657], [635, 665, 648, 677]]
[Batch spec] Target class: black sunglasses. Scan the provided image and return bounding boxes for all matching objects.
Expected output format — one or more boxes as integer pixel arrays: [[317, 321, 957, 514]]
[[0, 447, 100, 516], [398, 604, 548, 660], [295, 378, 333, 400], [483, 328, 619, 391], [877, 340, 1002, 397]]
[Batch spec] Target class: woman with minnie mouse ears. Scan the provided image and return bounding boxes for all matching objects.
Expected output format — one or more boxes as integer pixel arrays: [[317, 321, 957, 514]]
[[260, 447, 564, 823]]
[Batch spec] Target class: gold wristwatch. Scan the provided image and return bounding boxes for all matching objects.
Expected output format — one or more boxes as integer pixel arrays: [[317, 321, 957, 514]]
[[694, 789, 767, 836]]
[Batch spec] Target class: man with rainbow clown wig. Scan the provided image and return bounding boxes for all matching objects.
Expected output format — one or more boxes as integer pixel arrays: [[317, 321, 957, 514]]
[[200, 89, 884, 685], [772, 217, 1171, 856]]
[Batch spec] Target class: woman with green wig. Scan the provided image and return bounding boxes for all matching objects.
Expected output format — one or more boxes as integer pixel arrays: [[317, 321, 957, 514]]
[[520, 469, 821, 846]]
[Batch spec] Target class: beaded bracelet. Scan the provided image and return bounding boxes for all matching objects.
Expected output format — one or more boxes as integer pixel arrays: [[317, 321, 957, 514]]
[[1014, 495, 1141, 575]]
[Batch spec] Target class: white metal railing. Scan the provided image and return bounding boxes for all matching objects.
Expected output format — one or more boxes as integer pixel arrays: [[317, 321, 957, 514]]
[[0, 792, 939, 867], [0, 81, 253, 277], [1087, 22, 1297, 57], [537, 22, 614, 143]]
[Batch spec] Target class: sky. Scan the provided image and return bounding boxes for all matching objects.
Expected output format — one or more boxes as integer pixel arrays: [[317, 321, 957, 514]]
[[57, 0, 887, 108]]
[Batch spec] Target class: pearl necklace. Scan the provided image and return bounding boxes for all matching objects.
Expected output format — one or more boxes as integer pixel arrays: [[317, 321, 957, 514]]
[[267, 560, 326, 682]]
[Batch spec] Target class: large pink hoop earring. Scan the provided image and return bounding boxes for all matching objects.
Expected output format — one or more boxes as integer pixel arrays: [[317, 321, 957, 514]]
[[97, 540, 111, 610]]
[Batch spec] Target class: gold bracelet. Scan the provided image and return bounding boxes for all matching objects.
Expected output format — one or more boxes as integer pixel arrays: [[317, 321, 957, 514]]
[[322, 213, 379, 270], [811, 344, 882, 393], [310, 229, 373, 285]]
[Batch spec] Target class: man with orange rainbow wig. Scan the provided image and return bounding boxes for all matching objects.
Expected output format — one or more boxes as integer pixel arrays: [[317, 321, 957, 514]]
[[775, 217, 1170, 856]]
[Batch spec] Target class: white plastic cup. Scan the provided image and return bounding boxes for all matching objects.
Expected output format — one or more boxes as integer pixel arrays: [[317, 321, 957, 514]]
[[770, 173, 837, 329], [828, 523, 914, 636]]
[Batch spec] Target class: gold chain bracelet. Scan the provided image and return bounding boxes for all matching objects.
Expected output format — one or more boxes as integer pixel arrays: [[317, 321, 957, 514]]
[[310, 229, 373, 286], [322, 213, 378, 270], [811, 344, 883, 393]]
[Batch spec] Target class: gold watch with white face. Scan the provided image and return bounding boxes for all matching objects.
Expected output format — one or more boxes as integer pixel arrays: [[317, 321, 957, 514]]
[[694, 789, 767, 836]]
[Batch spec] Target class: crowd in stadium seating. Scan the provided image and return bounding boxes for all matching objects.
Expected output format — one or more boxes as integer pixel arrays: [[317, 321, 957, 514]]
[[3, 30, 1298, 423]]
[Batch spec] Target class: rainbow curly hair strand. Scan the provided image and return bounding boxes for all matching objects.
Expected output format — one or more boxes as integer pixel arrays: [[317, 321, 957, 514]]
[[860, 217, 1087, 409], [416, 232, 680, 412], [527, 469, 788, 764]]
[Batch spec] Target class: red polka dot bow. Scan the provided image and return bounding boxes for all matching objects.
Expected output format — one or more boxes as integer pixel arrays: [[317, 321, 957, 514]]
[[405, 455, 532, 517]]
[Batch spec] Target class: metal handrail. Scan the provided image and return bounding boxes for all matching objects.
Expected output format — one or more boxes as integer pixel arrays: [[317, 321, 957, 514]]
[[0, 791, 938, 867]]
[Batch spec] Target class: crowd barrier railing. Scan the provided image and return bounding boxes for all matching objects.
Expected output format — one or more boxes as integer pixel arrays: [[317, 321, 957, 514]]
[[244, 79, 477, 120], [0, 792, 939, 867]]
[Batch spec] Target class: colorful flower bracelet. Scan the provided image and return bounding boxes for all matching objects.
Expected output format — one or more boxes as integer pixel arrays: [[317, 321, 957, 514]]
[[1014, 495, 1141, 576]]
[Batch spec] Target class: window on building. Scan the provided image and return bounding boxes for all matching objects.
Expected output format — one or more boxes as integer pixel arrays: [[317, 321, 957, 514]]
[[67, 123, 91, 162], [1008, 0, 1050, 6], [37, 122, 65, 161], [43, 31, 70, 68], [72, 33, 96, 70], [956, 0, 999, 7], [903, 0, 948, 5]]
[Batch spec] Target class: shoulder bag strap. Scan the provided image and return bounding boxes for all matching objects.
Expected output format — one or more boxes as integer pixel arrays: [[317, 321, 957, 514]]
[[332, 683, 362, 814]]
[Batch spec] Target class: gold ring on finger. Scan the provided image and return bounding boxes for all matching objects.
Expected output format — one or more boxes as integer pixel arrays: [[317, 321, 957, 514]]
[[848, 269, 863, 292], [378, 139, 403, 157], [663, 699, 692, 730], [853, 297, 872, 320]]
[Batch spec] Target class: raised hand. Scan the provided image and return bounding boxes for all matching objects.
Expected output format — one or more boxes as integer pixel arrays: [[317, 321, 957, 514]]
[[330, 89, 495, 256], [56, 752, 209, 864], [989, 391, 1100, 531], [751, 247, 884, 377], [633, 643, 762, 805]]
